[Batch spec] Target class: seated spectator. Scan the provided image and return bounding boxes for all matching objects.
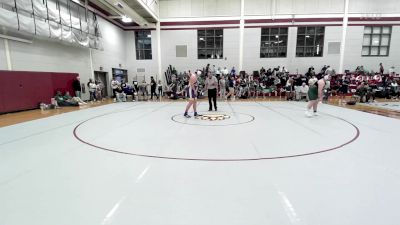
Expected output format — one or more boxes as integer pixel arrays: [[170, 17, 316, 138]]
[[285, 77, 295, 100], [298, 82, 309, 101], [115, 87, 127, 102], [54, 91, 79, 107], [390, 80, 399, 99], [63, 91, 87, 106], [355, 82, 369, 102]]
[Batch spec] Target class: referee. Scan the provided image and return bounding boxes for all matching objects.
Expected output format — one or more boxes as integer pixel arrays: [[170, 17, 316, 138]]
[[205, 72, 218, 111]]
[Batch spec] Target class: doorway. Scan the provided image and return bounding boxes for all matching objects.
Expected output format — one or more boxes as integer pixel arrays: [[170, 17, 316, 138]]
[[94, 71, 109, 97]]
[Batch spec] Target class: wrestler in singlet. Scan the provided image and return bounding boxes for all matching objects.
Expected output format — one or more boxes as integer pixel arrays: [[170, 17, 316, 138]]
[[184, 73, 201, 118]]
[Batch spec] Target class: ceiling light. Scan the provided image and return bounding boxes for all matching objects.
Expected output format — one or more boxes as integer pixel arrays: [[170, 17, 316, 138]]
[[122, 16, 132, 23], [305, 35, 310, 38], [147, 34, 151, 38]]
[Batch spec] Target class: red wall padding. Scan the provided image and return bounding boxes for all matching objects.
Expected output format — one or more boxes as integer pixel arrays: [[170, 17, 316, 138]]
[[0, 70, 78, 113]]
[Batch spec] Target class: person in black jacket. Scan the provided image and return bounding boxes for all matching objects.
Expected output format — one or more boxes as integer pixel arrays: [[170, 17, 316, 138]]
[[150, 76, 158, 100], [72, 76, 82, 98]]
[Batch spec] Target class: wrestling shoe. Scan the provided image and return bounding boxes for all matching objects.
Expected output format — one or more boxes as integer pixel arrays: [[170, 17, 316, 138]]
[[313, 112, 320, 116], [305, 110, 312, 117], [184, 113, 191, 118]]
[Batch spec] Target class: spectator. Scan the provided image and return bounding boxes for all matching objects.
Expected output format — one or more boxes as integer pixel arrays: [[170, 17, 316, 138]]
[[389, 66, 395, 77], [390, 80, 399, 99], [115, 86, 127, 102], [150, 76, 158, 100], [111, 78, 119, 99], [219, 75, 226, 99], [225, 76, 235, 100], [230, 66, 236, 77], [87, 79, 97, 102], [157, 80, 163, 98], [63, 91, 87, 106], [95, 81, 103, 101], [72, 76, 81, 98], [222, 67, 229, 76], [379, 63, 384, 74], [54, 91, 79, 107], [298, 82, 309, 101]]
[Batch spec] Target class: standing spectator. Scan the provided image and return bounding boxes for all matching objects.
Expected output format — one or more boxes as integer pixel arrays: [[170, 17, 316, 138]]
[[230, 66, 236, 77], [216, 67, 221, 79], [111, 78, 119, 100], [87, 79, 97, 102], [226, 76, 235, 100], [157, 80, 163, 98], [325, 65, 333, 75], [286, 76, 295, 100], [150, 76, 158, 100], [205, 72, 218, 111], [72, 76, 81, 98], [379, 63, 384, 74], [95, 81, 103, 101], [222, 67, 229, 76], [219, 75, 226, 99], [282, 66, 288, 74]]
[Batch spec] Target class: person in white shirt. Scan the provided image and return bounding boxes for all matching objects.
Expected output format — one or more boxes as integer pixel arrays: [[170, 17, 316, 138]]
[[298, 82, 309, 101], [325, 65, 333, 75], [110, 78, 120, 99], [216, 67, 221, 78], [222, 67, 229, 76], [391, 80, 399, 98], [88, 79, 97, 102], [389, 66, 395, 77], [219, 75, 226, 99]]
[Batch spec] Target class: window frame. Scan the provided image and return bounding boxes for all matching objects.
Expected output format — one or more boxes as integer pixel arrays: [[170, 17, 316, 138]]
[[260, 27, 289, 58], [135, 30, 152, 60], [296, 26, 325, 57], [361, 26, 391, 57], [197, 29, 224, 59]]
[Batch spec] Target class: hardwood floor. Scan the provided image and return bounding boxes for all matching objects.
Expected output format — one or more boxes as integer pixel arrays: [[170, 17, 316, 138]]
[[1, 97, 399, 128]]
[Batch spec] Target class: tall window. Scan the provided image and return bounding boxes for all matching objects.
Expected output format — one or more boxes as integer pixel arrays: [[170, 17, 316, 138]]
[[198, 29, 223, 59], [260, 27, 288, 58], [135, 30, 152, 60], [296, 26, 325, 57], [362, 26, 391, 56]]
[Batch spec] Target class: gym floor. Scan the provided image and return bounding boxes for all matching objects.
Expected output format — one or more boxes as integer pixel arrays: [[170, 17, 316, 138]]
[[1, 99, 400, 225]]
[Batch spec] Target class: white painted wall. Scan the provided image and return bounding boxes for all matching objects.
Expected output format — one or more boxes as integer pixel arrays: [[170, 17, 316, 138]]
[[160, 28, 240, 74], [244, 0, 345, 16], [0, 40, 7, 70], [348, 0, 400, 13], [125, 30, 159, 82], [159, 0, 241, 18], [0, 16, 127, 99], [343, 26, 400, 73], [91, 17, 128, 96], [242, 26, 342, 74]]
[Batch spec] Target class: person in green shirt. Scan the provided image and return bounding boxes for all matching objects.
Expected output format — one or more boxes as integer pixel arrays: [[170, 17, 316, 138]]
[[63, 91, 87, 106], [305, 75, 330, 117]]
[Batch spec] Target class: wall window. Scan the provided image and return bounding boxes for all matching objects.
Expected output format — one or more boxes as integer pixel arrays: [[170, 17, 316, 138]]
[[135, 30, 152, 60], [296, 26, 325, 57], [362, 26, 391, 56], [260, 27, 288, 58], [198, 29, 223, 59]]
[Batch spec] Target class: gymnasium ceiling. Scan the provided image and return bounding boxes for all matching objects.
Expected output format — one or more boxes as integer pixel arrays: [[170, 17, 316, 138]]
[[87, 0, 159, 28]]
